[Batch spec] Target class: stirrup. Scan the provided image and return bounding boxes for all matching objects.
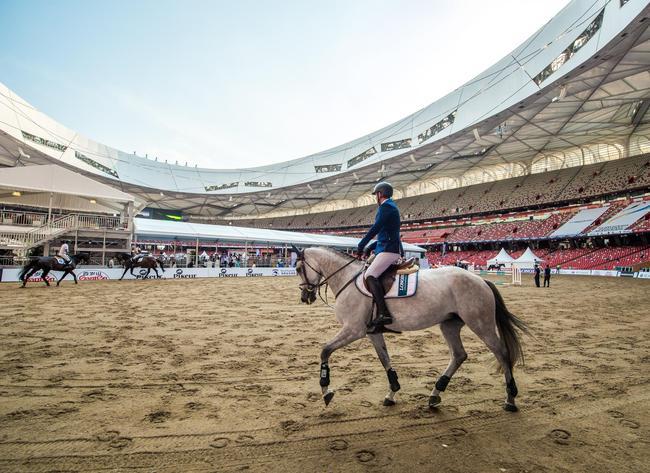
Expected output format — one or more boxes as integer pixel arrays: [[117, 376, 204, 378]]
[[374, 315, 393, 326]]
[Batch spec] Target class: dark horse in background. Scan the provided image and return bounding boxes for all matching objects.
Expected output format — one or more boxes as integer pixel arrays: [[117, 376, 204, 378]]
[[19, 253, 90, 287], [115, 253, 165, 280]]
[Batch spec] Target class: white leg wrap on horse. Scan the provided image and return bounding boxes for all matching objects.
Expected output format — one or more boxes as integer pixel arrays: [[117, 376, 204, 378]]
[[322, 386, 331, 395], [386, 390, 396, 401]]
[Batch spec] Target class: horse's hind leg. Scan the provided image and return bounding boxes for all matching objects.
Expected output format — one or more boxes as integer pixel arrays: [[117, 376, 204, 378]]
[[368, 333, 401, 406], [468, 325, 518, 412], [319, 326, 365, 406], [485, 330, 518, 411], [430, 316, 467, 409]]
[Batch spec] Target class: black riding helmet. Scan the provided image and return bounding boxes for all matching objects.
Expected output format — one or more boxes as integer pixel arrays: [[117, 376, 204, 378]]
[[371, 181, 393, 198]]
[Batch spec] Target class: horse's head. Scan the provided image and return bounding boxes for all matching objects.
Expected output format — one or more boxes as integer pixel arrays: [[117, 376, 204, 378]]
[[293, 245, 320, 305]]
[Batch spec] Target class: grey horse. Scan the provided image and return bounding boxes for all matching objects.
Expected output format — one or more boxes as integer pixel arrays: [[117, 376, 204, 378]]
[[295, 247, 529, 411]]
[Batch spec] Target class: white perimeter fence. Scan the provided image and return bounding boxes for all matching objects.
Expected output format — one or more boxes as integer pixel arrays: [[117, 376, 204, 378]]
[[0, 266, 297, 283]]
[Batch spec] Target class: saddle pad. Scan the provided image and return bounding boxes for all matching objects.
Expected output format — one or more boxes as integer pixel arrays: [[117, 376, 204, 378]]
[[55, 257, 65, 265], [355, 272, 418, 299]]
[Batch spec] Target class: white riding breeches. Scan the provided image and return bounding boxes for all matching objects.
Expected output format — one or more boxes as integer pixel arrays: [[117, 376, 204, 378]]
[[365, 251, 401, 279]]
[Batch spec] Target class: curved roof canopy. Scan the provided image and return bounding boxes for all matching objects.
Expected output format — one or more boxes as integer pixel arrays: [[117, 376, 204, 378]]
[[1, 0, 649, 219]]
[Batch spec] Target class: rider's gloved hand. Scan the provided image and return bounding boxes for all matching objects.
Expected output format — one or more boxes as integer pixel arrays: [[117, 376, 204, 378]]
[[356, 248, 364, 260]]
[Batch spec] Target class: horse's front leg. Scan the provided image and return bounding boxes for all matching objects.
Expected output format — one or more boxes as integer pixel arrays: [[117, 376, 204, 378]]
[[71, 270, 78, 284], [368, 333, 401, 406], [319, 325, 365, 406], [145, 268, 151, 278], [22, 267, 37, 287], [153, 268, 159, 278], [57, 270, 69, 286], [41, 269, 51, 286], [120, 267, 128, 280]]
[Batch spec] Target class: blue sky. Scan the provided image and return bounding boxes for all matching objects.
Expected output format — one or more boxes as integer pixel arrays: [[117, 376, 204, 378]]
[[0, 0, 568, 168]]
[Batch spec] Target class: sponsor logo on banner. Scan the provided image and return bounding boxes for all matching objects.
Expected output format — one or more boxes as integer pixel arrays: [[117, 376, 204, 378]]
[[173, 268, 196, 279], [135, 268, 162, 279], [246, 268, 263, 277], [78, 270, 109, 281], [26, 270, 56, 283], [218, 268, 238, 278]]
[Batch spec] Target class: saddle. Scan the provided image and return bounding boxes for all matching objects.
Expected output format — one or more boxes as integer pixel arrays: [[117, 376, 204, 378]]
[[357, 256, 420, 298]]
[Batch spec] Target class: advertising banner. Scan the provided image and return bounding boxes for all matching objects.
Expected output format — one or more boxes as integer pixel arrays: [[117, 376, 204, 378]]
[[589, 270, 620, 277], [0, 267, 297, 283]]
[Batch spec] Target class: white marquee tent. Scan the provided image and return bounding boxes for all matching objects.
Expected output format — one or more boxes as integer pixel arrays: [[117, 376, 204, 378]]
[[487, 248, 514, 268], [512, 247, 544, 268]]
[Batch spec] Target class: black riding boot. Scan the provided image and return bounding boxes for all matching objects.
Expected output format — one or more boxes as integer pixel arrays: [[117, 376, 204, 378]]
[[366, 276, 393, 328]]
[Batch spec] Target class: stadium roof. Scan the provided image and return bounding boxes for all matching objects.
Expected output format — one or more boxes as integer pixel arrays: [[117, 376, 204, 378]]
[[0, 0, 649, 219], [134, 218, 426, 253]]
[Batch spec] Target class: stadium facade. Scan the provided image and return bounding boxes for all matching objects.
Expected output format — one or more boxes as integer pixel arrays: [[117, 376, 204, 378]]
[[0, 0, 649, 221]]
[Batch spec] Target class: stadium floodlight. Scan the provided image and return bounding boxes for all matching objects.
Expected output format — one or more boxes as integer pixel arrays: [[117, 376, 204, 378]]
[[18, 147, 30, 160], [353, 172, 359, 180], [410, 154, 417, 163], [307, 183, 313, 191]]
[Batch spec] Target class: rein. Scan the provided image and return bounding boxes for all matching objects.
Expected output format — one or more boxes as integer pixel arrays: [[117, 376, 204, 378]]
[[299, 253, 361, 309]]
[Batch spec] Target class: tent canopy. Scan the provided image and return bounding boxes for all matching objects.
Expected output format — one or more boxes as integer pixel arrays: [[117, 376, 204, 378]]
[[134, 218, 426, 254], [487, 248, 514, 265], [513, 247, 544, 266]]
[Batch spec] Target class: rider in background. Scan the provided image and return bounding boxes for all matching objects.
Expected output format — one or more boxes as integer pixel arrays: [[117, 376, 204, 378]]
[[357, 182, 401, 329], [58, 241, 71, 264], [131, 245, 148, 263]]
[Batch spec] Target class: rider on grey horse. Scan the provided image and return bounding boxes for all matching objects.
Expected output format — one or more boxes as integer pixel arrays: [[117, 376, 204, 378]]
[[357, 181, 401, 331]]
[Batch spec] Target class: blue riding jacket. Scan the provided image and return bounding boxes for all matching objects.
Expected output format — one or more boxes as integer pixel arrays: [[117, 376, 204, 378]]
[[358, 198, 401, 255]]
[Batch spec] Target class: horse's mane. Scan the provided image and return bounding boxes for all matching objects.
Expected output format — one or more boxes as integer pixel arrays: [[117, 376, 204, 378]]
[[316, 246, 358, 262]]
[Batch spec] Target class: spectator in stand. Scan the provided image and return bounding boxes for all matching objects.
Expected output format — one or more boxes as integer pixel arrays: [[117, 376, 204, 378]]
[[544, 264, 551, 287], [108, 257, 114, 268], [534, 264, 541, 287]]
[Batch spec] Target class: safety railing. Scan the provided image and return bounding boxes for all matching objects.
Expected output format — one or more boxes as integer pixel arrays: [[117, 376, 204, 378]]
[[0, 210, 126, 231]]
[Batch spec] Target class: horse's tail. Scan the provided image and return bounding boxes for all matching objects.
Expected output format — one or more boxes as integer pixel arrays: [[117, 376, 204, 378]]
[[18, 259, 38, 281], [485, 280, 529, 370]]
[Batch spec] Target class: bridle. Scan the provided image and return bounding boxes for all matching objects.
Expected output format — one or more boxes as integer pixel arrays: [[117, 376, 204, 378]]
[[295, 248, 362, 308]]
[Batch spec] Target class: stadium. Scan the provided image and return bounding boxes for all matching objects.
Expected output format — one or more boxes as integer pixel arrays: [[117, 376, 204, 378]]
[[1, 1, 649, 472]]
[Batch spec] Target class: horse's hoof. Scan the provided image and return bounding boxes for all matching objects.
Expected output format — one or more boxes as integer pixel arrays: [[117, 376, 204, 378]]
[[504, 402, 518, 412], [323, 391, 335, 406], [429, 395, 441, 408], [383, 398, 396, 407]]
